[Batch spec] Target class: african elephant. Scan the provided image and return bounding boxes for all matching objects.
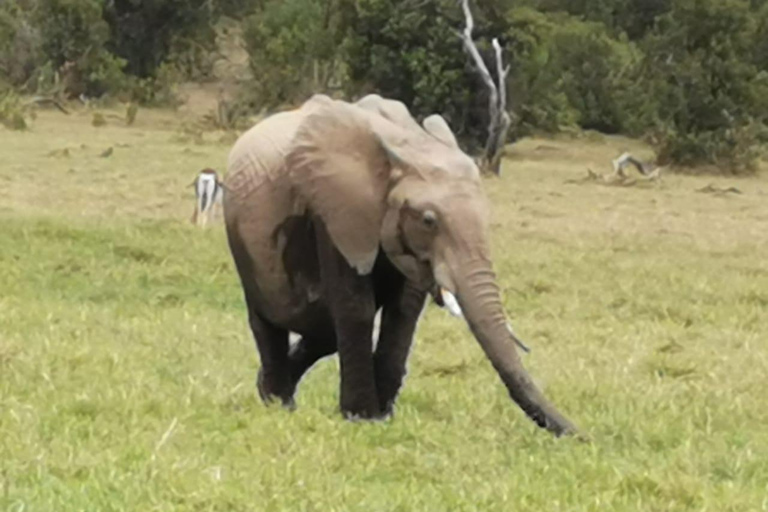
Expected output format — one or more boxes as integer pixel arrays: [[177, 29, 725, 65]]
[[223, 94, 577, 436]]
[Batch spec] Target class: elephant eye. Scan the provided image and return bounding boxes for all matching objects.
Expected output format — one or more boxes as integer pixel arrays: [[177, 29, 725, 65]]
[[422, 210, 438, 229]]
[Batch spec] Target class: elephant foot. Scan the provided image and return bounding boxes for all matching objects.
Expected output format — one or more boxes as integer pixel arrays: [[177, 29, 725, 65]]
[[379, 400, 397, 419], [341, 408, 390, 422], [374, 376, 404, 420], [340, 393, 387, 421], [257, 368, 296, 410]]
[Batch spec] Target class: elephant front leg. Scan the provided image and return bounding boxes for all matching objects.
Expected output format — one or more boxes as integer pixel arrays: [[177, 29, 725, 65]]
[[336, 304, 381, 419], [316, 221, 381, 420], [374, 283, 427, 416]]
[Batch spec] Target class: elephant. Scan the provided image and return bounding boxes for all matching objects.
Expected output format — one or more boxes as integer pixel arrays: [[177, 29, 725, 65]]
[[222, 94, 577, 436]]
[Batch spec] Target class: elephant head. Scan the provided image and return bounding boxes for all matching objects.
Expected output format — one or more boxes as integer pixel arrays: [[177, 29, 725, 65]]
[[287, 95, 577, 436]]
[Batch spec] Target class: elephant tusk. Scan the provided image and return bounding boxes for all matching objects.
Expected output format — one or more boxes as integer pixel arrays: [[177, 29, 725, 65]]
[[506, 322, 531, 353], [440, 288, 464, 318]]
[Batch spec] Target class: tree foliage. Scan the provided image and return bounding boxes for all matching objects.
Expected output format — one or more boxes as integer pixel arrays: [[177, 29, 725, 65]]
[[640, 0, 768, 169], [103, 0, 220, 79], [34, 0, 126, 97], [342, 0, 486, 147], [242, 0, 344, 108], [0, 1, 42, 88], [0, 0, 252, 99]]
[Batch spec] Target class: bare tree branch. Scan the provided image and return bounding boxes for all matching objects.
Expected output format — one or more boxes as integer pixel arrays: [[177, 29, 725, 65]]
[[458, 0, 511, 175], [487, 37, 512, 174], [492, 38, 509, 107], [458, 0, 496, 98], [25, 96, 70, 115]]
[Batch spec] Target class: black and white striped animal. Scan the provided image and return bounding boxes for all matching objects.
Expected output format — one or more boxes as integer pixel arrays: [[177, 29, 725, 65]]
[[191, 168, 223, 227]]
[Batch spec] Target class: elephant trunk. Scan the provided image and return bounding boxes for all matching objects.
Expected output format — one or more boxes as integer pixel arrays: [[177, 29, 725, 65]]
[[452, 260, 578, 437]]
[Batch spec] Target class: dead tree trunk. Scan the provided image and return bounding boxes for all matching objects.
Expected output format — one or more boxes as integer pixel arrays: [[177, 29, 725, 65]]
[[458, 0, 511, 176]]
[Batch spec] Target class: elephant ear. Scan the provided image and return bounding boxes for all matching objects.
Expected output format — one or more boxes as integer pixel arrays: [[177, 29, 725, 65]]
[[288, 100, 411, 274], [423, 115, 459, 149]]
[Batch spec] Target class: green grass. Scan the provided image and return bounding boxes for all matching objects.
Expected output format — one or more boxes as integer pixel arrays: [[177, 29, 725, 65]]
[[2, 109, 768, 511]]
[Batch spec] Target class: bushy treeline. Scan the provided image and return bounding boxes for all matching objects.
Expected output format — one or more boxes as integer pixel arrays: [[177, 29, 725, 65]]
[[0, 0, 252, 103], [2, 0, 767, 170]]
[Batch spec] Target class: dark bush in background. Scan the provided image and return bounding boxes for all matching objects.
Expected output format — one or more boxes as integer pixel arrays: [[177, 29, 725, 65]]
[[339, 0, 489, 149], [34, 0, 126, 97], [0, 0, 253, 100], [0, 2, 43, 89], [640, 0, 768, 171], [242, 0, 344, 109]]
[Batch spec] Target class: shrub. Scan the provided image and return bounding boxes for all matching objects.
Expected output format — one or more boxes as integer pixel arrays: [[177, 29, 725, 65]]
[[128, 63, 184, 107], [0, 3, 43, 87], [504, 8, 578, 135], [545, 16, 648, 134], [2, 0, 242, 102], [0, 91, 29, 130], [242, 0, 344, 109], [641, 0, 768, 170], [33, 0, 128, 97], [655, 123, 766, 173]]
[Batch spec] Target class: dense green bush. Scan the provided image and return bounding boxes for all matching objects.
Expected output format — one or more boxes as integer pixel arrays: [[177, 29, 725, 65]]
[[0, 0, 247, 102], [242, 0, 344, 109], [0, 2, 42, 88], [549, 19, 645, 134], [504, 8, 576, 135], [537, 0, 672, 39], [33, 0, 127, 97], [505, 9, 651, 136], [0, 90, 30, 130], [640, 0, 768, 170], [341, 0, 504, 150]]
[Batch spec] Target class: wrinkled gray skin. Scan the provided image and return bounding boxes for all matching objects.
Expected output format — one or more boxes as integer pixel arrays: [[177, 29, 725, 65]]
[[223, 94, 577, 436]]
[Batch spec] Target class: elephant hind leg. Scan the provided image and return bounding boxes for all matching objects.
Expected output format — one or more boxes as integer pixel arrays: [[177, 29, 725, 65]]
[[247, 309, 295, 408]]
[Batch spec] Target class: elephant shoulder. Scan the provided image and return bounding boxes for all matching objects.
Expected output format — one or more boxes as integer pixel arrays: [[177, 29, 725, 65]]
[[224, 111, 305, 200]]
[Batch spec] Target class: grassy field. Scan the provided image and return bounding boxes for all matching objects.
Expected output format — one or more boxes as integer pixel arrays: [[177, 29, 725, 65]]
[[2, 106, 768, 511]]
